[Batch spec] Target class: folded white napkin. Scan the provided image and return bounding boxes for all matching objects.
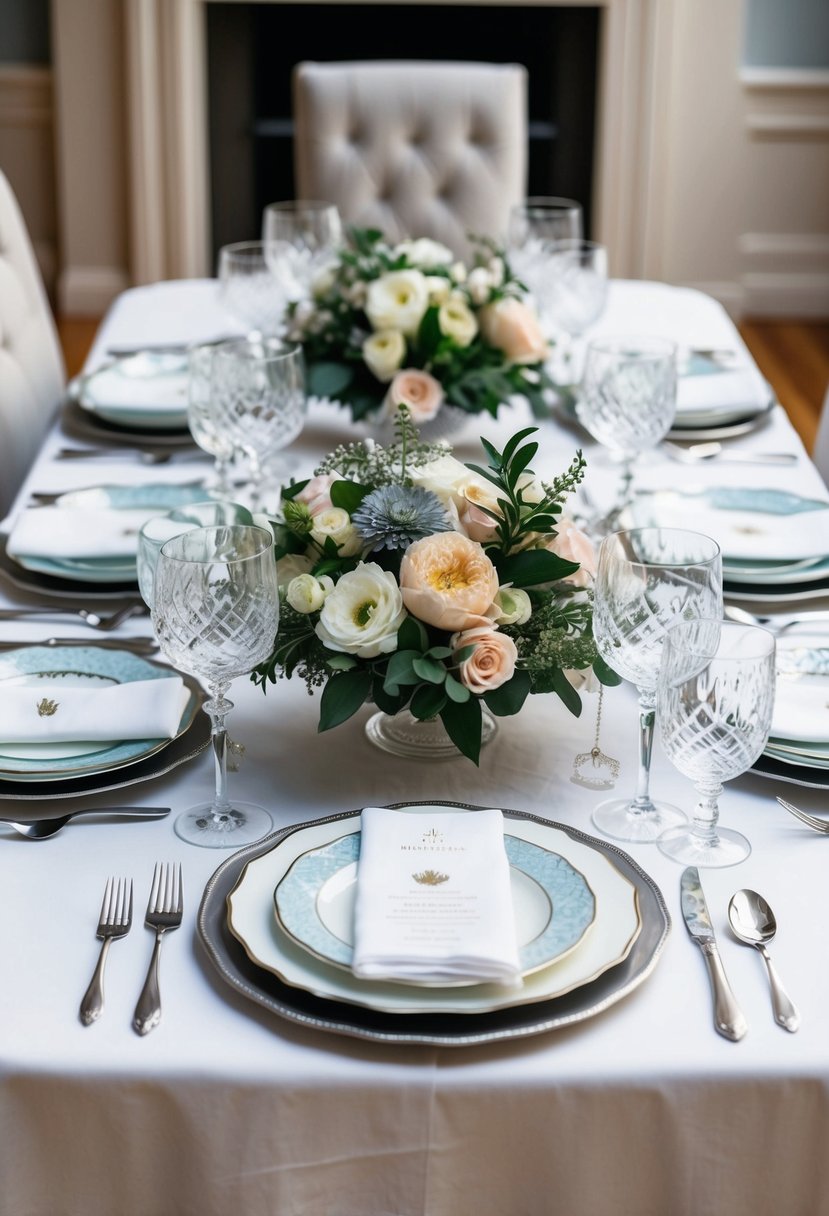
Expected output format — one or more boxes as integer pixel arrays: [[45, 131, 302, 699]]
[[0, 676, 189, 744], [83, 360, 189, 415], [7, 507, 155, 561], [677, 360, 770, 418], [352, 806, 521, 987]]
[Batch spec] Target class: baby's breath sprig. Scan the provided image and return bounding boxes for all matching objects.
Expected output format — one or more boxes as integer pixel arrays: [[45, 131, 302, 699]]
[[314, 406, 448, 486]]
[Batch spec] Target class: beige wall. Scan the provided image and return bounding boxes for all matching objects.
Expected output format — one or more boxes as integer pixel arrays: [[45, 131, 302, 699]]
[[3, 0, 827, 317]]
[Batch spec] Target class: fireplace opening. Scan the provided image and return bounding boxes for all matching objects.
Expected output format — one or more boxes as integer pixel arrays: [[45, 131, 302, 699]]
[[206, 3, 599, 263]]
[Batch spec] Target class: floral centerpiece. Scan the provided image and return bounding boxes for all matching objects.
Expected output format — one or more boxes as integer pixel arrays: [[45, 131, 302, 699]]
[[285, 227, 555, 430], [252, 410, 618, 763]]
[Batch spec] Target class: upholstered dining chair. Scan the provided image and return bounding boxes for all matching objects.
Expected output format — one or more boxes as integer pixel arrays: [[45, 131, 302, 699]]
[[292, 60, 528, 261], [0, 169, 65, 515], [814, 381, 829, 488]]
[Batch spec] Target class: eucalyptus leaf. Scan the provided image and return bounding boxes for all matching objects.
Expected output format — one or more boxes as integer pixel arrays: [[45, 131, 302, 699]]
[[308, 360, 354, 400], [412, 656, 446, 685]]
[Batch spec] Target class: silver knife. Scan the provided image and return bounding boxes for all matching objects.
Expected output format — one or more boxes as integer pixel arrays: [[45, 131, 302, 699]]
[[680, 867, 748, 1042]]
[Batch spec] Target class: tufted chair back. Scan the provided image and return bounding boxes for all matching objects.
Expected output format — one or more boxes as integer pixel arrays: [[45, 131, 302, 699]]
[[292, 60, 527, 261], [0, 170, 65, 515]]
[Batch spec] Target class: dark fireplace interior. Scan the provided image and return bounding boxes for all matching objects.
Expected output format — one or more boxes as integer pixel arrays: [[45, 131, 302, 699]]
[[206, 3, 599, 264]]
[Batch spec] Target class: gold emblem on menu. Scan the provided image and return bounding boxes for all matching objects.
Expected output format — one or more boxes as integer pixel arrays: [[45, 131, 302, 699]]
[[421, 828, 445, 846], [413, 869, 449, 886], [36, 697, 59, 717]]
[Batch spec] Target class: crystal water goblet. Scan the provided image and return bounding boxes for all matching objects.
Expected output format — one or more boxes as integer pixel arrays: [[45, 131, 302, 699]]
[[506, 196, 583, 319], [578, 336, 677, 530], [186, 343, 236, 497], [262, 200, 343, 303], [543, 239, 609, 341], [657, 619, 776, 868], [151, 524, 279, 847], [136, 500, 254, 610], [211, 337, 307, 511], [217, 240, 290, 338], [591, 527, 723, 843]]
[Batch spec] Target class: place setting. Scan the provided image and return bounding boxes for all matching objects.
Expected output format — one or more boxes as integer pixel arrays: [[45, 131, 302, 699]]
[[751, 625, 829, 790], [62, 351, 197, 448]]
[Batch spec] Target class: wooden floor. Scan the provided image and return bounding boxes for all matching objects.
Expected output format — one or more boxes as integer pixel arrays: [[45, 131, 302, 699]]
[[57, 315, 829, 454]]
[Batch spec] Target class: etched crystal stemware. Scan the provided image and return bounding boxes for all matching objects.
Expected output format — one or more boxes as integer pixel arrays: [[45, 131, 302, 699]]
[[506, 197, 583, 324], [657, 619, 776, 867], [217, 241, 290, 339], [151, 524, 279, 847], [186, 343, 235, 497], [262, 200, 343, 304], [591, 527, 723, 843]]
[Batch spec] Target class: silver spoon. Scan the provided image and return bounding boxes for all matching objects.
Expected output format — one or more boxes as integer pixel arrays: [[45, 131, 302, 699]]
[[724, 605, 829, 634], [727, 889, 800, 1032], [662, 441, 797, 466], [0, 806, 171, 840]]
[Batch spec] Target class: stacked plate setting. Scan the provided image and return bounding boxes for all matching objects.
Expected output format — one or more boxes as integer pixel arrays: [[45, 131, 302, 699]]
[[755, 631, 829, 790], [198, 802, 671, 1046]]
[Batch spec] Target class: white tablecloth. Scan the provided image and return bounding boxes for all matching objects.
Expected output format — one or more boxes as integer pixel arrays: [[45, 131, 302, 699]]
[[2, 280, 829, 1216]]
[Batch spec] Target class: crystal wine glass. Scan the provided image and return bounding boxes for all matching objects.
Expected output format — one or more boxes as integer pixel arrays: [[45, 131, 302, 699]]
[[657, 619, 776, 867], [151, 524, 279, 847], [186, 343, 236, 497], [262, 200, 343, 304], [211, 337, 307, 512], [543, 239, 609, 341], [217, 241, 291, 339], [591, 527, 723, 843], [578, 336, 677, 530], [137, 500, 254, 610]]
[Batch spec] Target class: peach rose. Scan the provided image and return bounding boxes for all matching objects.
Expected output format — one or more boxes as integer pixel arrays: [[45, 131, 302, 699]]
[[452, 625, 517, 695], [383, 368, 444, 424], [479, 297, 548, 364], [457, 479, 505, 543], [545, 518, 597, 588], [399, 531, 499, 631]]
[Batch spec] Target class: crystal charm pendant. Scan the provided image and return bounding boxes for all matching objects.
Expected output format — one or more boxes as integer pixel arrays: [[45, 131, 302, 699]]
[[571, 685, 620, 790]]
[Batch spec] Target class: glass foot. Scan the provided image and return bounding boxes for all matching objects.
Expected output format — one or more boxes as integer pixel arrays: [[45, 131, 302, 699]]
[[173, 801, 273, 849], [365, 707, 497, 760], [657, 825, 751, 868], [591, 796, 687, 843]]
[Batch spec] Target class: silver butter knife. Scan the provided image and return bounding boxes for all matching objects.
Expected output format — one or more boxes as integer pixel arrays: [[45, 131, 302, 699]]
[[681, 866, 748, 1041]]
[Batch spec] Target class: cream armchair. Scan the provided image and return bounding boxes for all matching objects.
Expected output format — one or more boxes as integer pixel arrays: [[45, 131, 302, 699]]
[[292, 60, 528, 261], [0, 169, 65, 514]]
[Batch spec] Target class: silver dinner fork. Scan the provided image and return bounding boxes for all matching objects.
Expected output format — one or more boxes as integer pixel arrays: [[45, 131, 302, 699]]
[[777, 796, 829, 834], [133, 863, 183, 1036], [79, 877, 133, 1026], [0, 602, 147, 631]]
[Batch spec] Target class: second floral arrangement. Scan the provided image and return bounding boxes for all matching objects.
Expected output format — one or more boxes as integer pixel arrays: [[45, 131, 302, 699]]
[[253, 411, 617, 762], [285, 228, 554, 431]]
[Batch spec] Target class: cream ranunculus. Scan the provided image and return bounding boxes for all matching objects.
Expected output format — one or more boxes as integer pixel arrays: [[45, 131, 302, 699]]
[[452, 625, 518, 694], [408, 455, 500, 516], [276, 552, 314, 587], [295, 472, 342, 516], [365, 270, 430, 337], [479, 297, 548, 364], [363, 329, 406, 383], [438, 298, 478, 348], [493, 586, 532, 626], [382, 368, 444, 423], [310, 507, 363, 557], [286, 573, 328, 614], [315, 562, 406, 658], [399, 531, 499, 631]]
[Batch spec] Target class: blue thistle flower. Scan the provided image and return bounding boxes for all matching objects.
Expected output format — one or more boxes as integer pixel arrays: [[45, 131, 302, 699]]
[[352, 485, 451, 551]]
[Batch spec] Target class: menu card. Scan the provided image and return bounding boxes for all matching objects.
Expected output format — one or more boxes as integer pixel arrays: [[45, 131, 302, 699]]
[[352, 806, 521, 987]]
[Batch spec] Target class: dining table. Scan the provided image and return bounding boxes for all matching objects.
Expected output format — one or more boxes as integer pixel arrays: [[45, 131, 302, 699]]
[[2, 275, 829, 1216]]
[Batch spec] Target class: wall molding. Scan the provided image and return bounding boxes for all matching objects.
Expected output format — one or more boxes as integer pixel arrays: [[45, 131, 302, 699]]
[[740, 232, 829, 261], [740, 67, 829, 91], [747, 113, 829, 140], [57, 266, 131, 316], [742, 271, 829, 317]]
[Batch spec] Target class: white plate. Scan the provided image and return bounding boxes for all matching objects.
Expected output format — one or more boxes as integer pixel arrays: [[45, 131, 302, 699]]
[[77, 353, 190, 430], [227, 805, 642, 1016], [274, 830, 597, 981]]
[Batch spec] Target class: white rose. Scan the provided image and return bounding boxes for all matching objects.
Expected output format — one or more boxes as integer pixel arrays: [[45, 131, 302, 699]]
[[488, 256, 505, 287], [363, 329, 406, 383], [408, 454, 475, 508], [315, 562, 407, 658], [493, 587, 532, 626], [466, 266, 493, 305], [286, 573, 327, 614], [311, 508, 363, 557], [394, 237, 455, 268], [438, 298, 478, 348], [365, 270, 429, 337], [276, 552, 314, 587], [310, 262, 337, 298], [449, 261, 467, 283]]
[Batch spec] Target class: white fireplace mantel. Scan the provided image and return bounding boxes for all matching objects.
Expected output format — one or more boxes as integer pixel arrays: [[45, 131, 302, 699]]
[[118, 0, 677, 285]]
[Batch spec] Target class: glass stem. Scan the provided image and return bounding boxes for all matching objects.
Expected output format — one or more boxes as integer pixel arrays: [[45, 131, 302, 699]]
[[205, 687, 236, 819], [247, 452, 264, 512], [617, 456, 635, 514], [630, 687, 657, 816], [691, 782, 723, 843], [213, 453, 233, 499]]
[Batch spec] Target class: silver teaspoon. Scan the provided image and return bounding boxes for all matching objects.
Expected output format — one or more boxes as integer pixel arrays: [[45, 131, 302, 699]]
[[728, 890, 800, 1032]]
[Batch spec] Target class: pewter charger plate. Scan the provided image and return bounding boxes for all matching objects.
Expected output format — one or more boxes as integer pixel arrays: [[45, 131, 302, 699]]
[[197, 803, 670, 1046]]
